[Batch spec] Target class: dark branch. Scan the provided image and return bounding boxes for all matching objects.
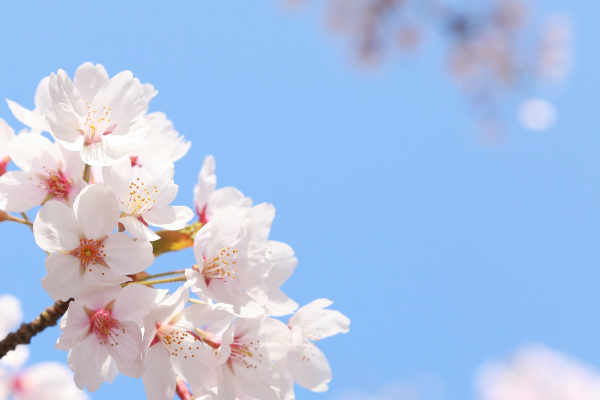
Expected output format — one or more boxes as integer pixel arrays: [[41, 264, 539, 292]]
[[0, 299, 72, 359]]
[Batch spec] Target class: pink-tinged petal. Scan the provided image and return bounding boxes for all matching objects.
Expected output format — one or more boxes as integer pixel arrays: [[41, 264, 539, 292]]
[[194, 155, 216, 210], [93, 71, 150, 136], [103, 232, 154, 275], [248, 202, 275, 243], [288, 341, 331, 392], [8, 133, 60, 171], [106, 320, 143, 378], [0, 295, 22, 337], [153, 180, 178, 208], [81, 264, 124, 288], [208, 187, 252, 213], [73, 62, 109, 103], [142, 345, 177, 400], [56, 302, 91, 350], [289, 299, 350, 341], [68, 334, 115, 392], [2, 345, 29, 369], [0, 171, 46, 212], [141, 286, 189, 349], [250, 287, 298, 317], [74, 185, 119, 239], [33, 201, 80, 252], [42, 253, 82, 301], [260, 318, 292, 362], [144, 205, 194, 230], [112, 285, 166, 324], [119, 216, 160, 241], [6, 99, 50, 132]]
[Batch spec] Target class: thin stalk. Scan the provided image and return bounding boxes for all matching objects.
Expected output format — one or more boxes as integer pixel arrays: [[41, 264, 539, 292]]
[[122, 276, 187, 287], [20, 212, 32, 231]]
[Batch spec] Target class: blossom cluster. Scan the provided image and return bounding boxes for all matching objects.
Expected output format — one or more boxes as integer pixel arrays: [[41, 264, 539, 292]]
[[0, 63, 350, 399]]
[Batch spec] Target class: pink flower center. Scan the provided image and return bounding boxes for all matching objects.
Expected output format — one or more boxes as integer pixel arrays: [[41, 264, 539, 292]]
[[10, 375, 25, 394], [44, 169, 72, 201], [197, 204, 209, 224], [70, 237, 107, 271], [89, 308, 118, 340], [0, 156, 9, 177]]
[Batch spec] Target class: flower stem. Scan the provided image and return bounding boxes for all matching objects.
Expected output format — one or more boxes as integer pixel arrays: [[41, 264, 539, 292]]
[[6, 215, 33, 227], [82, 164, 91, 183], [142, 269, 186, 280], [20, 212, 32, 231], [122, 276, 187, 287]]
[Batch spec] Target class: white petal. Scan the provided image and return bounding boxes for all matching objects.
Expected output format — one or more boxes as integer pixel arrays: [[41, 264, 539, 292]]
[[8, 133, 59, 171], [142, 345, 177, 400], [0, 118, 15, 154], [56, 302, 91, 350], [289, 299, 350, 341], [288, 341, 331, 392], [103, 232, 153, 275], [74, 62, 109, 103], [74, 184, 119, 239], [93, 71, 150, 136], [68, 335, 114, 392], [144, 205, 194, 230], [119, 216, 160, 241], [0, 171, 46, 212], [208, 187, 252, 214], [6, 100, 49, 132], [34, 201, 80, 252], [45, 71, 85, 144], [265, 241, 297, 287], [248, 203, 275, 243], [42, 253, 83, 301], [107, 320, 143, 378], [80, 141, 118, 167], [113, 285, 166, 324]]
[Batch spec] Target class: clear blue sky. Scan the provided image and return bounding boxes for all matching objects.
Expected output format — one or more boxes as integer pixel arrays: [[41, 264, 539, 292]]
[[0, 1, 595, 399]]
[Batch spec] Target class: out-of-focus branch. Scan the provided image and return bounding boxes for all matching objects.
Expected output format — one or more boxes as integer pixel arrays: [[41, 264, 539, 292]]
[[0, 299, 72, 359], [175, 378, 193, 400]]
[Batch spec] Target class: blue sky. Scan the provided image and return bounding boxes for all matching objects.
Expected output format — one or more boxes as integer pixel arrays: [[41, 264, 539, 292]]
[[0, 1, 596, 399]]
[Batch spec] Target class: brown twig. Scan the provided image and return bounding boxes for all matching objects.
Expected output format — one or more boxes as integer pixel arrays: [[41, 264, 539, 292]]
[[0, 299, 72, 359]]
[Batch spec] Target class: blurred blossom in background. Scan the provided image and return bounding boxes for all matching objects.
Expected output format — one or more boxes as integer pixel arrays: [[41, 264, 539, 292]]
[[287, 0, 572, 139], [0, 295, 86, 400]]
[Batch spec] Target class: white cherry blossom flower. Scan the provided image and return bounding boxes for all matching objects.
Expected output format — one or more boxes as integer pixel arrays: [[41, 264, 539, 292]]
[[186, 203, 298, 316], [0, 119, 15, 178], [126, 112, 190, 169], [2, 362, 88, 400], [286, 299, 350, 392], [141, 286, 228, 400], [211, 316, 292, 400], [33, 184, 154, 300], [0, 134, 84, 212], [56, 285, 163, 392], [40, 63, 156, 166], [104, 158, 194, 241], [194, 155, 251, 224]]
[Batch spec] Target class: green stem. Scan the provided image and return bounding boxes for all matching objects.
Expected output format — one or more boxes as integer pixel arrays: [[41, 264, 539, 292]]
[[122, 276, 187, 287]]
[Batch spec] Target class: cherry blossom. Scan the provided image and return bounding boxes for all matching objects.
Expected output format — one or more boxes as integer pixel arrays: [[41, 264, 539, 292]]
[[104, 158, 194, 241], [33, 184, 154, 300], [0, 134, 84, 212], [286, 299, 350, 392], [56, 285, 163, 391], [39, 63, 156, 166], [6, 76, 51, 134], [141, 286, 230, 400], [194, 155, 251, 224], [125, 112, 190, 169], [186, 203, 298, 317]]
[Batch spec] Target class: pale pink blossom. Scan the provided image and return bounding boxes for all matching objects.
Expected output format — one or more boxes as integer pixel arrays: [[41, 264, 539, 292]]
[[0, 119, 15, 178], [6, 76, 51, 133], [286, 299, 350, 392], [0, 134, 84, 212], [186, 203, 298, 317], [33, 184, 154, 300], [2, 362, 87, 400], [39, 62, 156, 166], [194, 155, 251, 224], [56, 285, 163, 391], [104, 158, 194, 241]]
